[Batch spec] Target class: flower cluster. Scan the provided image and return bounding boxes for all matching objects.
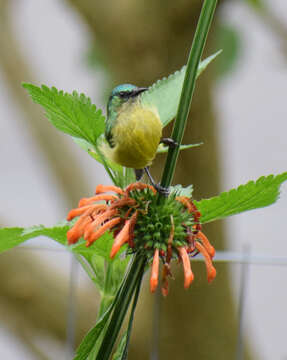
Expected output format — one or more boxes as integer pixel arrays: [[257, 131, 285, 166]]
[[66, 182, 216, 295]]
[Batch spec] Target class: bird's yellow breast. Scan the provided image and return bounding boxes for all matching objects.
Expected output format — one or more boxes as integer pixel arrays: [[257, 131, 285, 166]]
[[106, 102, 162, 169]]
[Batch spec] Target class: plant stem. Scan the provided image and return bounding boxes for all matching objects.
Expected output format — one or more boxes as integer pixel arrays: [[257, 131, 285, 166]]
[[160, 0, 218, 190], [95, 2, 218, 358], [97, 263, 115, 319], [95, 144, 117, 185], [121, 263, 144, 359], [96, 253, 147, 360]]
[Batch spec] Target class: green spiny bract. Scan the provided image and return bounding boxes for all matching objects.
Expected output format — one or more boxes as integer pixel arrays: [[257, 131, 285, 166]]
[[117, 188, 196, 260]]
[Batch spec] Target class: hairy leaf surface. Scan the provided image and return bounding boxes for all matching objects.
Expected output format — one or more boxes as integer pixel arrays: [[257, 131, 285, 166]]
[[23, 84, 105, 146], [140, 51, 221, 127], [196, 173, 287, 223]]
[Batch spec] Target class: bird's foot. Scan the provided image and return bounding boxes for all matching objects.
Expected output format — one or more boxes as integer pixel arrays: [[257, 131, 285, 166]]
[[160, 137, 178, 149], [144, 167, 169, 197], [154, 183, 170, 197], [134, 168, 144, 181]]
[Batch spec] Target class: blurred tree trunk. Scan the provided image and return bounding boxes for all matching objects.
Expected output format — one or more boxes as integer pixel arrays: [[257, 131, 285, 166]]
[[0, 0, 255, 358], [0, 0, 96, 358], [0, 0, 90, 208], [66, 0, 253, 359], [0, 250, 99, 350]]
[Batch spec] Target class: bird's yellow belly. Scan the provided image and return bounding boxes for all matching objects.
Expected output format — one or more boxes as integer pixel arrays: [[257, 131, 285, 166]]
[[111, 105, 162, 169]]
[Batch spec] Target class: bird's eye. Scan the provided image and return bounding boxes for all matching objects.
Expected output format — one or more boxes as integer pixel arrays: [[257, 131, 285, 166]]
[[119, 91, 126, 97]]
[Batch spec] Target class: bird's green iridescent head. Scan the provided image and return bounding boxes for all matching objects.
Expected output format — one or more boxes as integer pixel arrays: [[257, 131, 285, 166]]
[[107, 84, 147, 116]]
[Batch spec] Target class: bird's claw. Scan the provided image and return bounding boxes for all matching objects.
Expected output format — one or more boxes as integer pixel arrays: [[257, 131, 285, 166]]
[[160, 137, 178, 149], [154, 183, 170, 197]]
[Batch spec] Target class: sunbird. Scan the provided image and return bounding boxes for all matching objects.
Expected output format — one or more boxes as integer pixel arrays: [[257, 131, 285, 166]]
[[101, 52, 220, 193], [102, 84, 175, 194]]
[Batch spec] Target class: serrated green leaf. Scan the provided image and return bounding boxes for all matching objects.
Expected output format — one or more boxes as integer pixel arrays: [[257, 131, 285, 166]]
[[0, 222, 120, 265], [22, 83, 105, 146], [195, 173, 287, 223], [140, 51, 221, 127], [170, 184, 193, 198], [0, 225, 69, 253], [71, 232, 130, 297], [105, 252, 130, 297], [157, 142, 203, 154], [0, 223, 129, 303], [70, 232, 114, 262], [90, 254, 105, 290]]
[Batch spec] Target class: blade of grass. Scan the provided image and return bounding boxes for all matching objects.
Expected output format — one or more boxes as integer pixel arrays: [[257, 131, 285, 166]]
[[160, 0, 218, 190]]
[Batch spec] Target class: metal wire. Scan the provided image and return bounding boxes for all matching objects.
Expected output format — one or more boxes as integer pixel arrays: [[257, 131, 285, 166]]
[[16, 246, 287, 266], [12, 245, 287, 359], [236, 245, 251, 360]]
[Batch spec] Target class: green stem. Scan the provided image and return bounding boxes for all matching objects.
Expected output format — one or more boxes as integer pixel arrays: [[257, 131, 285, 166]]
[[95, 143, 117, 185], [160, 0, 218, 190], [96, 253, 147, 360], [121, 261, 144, 359], [97, 263, 115, 319], [94, 2, 218, 358], [74, 254, 98, 284]]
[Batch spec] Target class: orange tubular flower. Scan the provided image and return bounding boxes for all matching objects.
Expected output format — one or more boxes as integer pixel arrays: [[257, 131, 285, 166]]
[[87, 217, 122, 246], [178, 247, 194, 289], [95, 184, 124, 195], [195, 241, 217, 283], [150, 249, 160, 292], [196, 231, 215, 259], [110, 218, 132, 258], [78, 194, 117, 207], [66, 182, 217, 295], [84, 208, 118, 241]]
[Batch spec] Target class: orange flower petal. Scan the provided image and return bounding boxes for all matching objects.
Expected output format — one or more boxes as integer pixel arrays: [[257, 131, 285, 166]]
[[176, 197, 201, 232], [95, 184, 124, 195], [195, 242, 216, 283], [67, 214, 93, 244], [150, 249, 159, 293], [78, 195, 117, 207], [67, 204, 107, 221], [110, 218, 132, 258], [127, 211, 138, 248], [86, 217, 122, 246], [110, 198, 137, 209], [178, 247, 194, 288], [84, 208, 118, 241], [125, 182, 156, 195], [196, 231, 215, 258], [176, 196, 193, 213]]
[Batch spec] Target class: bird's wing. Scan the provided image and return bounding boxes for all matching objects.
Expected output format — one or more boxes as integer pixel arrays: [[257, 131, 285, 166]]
[[140, 51, 221, 127], [105, 117, 114, 147]]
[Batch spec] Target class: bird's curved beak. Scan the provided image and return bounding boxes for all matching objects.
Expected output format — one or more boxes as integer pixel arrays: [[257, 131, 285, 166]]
[[131, 87, 148, 97]]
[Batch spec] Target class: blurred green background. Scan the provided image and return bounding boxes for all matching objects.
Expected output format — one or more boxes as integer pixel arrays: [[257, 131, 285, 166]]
[[0, 0, 287, 359]]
